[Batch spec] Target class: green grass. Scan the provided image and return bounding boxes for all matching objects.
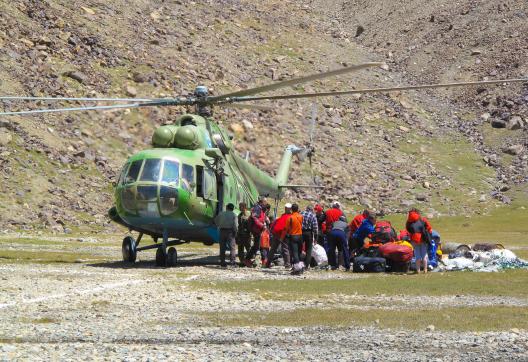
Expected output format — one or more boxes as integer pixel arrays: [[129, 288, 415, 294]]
[[193, 269, 528, 299], [0, 249, 107, 264], [19, 317, 58, 324], [203, 306, 528, 331]]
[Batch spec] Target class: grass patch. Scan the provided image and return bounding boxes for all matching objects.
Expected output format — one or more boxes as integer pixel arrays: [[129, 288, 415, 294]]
[[19, 317, 58, 324], [203, 306, 528, 331], [193, 269, 528, 299], [0, 249, 107, 264]]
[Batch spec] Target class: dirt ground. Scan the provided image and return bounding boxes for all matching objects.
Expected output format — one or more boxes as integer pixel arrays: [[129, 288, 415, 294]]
[[0, 236, 527, 361]]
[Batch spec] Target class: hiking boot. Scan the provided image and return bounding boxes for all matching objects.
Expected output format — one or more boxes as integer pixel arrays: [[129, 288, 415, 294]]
[[220, 262, 227, 268]]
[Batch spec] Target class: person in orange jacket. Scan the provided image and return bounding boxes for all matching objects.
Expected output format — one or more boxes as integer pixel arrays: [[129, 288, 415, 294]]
[[285, 203, 304, 274]]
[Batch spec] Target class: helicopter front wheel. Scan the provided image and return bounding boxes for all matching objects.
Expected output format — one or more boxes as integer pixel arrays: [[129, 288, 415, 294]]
[[155, 247, 167, 267], [167, 247, 178, 267], [122, 236, 137, 263]]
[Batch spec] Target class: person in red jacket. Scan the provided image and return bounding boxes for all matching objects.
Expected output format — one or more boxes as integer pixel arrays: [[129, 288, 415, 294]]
[[406, 208, 432, 274], [265, 204, 292, 269], [325, 201, 343, 233]]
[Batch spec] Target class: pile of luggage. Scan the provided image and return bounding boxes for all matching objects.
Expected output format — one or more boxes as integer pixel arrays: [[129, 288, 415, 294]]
[[352, 221, 415, 273]]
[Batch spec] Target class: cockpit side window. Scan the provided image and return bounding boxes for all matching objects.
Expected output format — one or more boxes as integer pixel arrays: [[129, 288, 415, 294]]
[[182, 164, 195, 192], [125, 160, 142, 184], [162, 160, 180, 185], [140, 159, 161, 182], [117, 163, 129, 186]]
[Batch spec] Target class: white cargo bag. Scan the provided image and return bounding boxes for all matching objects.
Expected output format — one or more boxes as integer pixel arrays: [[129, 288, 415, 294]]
[[312, 244, 328, 266]]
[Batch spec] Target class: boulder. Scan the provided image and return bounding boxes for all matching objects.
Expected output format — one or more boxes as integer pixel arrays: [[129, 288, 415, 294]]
[[229, 123, 244, 136], [0, 130, 12, 146], [503, 144, 524, 156], [490, 119, 506, 129], [507, 116, 525, 130]]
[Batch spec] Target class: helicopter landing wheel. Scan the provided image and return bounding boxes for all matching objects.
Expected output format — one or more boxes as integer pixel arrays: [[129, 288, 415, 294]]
[[122, 236, 137, 263], [155, 246, 167, 267], [167, 247, 178, 267]]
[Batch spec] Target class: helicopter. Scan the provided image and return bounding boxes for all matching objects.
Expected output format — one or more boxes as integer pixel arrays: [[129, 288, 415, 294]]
[[0, 62, 526, 267]]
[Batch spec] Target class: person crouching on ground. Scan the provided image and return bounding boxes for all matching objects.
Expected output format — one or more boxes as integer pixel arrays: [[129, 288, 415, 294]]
[[327, 215, 351, 271], [300, 205, 318, 270], [406, 208, 432, 274], [351, 213, 377, 254], [214, 203, 238, 267], [348, 209, 370, 253], [285, 203, 304, 275]]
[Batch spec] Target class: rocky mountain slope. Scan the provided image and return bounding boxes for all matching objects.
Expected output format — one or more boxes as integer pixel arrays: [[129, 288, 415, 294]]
[[0, 0, 526, 233]]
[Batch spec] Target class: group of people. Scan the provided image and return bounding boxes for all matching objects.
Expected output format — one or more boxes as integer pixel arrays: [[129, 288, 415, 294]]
[[214, 197, 437, 275]]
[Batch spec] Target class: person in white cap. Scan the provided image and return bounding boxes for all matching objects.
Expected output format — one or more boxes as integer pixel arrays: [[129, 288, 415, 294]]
[[265, 203, 292, 269]]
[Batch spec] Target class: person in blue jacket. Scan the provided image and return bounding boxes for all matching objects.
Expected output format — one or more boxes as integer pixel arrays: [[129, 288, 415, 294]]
[[351, 214, 377, 254]]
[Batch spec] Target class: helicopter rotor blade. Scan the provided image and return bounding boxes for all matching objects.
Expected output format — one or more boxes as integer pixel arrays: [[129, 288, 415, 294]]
[[227, 78, 528, 102], [208, 62, 383, 102], [0, 96, 158, 102], [0, 98, 193, 116], [224, 103, 273, 111]]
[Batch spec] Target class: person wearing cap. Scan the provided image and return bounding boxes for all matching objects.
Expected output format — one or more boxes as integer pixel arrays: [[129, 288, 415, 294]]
[[214, 203, 238, 267], [300, 205, 318, 269], [244, 196, 267, 267], [325, 201, 344, 234], [285, 203, 304, 274], [327, 215, 351, 271], [265, 204, 292, 269]]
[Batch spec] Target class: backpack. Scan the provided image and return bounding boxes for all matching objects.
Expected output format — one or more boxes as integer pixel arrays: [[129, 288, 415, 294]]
[[238, 211, 251, 235], [352, 256, 386, 273], [371, 220, 397, 244], [259, 229, 270, 249]]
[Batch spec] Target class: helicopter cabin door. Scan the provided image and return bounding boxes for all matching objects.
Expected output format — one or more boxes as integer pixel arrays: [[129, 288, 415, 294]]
[[196, 165, 218, 218]]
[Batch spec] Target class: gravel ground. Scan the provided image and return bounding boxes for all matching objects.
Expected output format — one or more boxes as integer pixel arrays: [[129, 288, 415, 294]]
[[0, 240, 527, 361]]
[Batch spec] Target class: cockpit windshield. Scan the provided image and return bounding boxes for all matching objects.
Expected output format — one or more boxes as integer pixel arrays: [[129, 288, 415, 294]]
[[139, 159, 161, 182], [161, 159, 180, 185]]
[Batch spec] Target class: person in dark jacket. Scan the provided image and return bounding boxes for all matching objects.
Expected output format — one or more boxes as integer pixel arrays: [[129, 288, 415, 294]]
[[236, 202, 252, 265], [327, 215, 351, 271]]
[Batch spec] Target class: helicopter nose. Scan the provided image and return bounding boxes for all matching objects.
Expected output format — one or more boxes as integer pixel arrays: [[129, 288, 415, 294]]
[[120, 183, 179, 217]]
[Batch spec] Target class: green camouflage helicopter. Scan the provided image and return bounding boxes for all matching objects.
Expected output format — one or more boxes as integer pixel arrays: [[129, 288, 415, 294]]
[[1, 62, 526, 266]]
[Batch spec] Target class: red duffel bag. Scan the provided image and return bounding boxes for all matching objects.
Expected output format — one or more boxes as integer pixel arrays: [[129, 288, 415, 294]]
[[379, 242, 413, 263]]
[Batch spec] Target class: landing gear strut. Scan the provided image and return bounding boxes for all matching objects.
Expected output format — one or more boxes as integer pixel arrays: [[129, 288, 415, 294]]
[[122, 230, 187, 267]]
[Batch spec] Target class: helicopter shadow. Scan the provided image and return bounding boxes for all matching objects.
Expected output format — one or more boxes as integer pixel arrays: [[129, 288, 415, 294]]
[[88, 252, 224, 270]]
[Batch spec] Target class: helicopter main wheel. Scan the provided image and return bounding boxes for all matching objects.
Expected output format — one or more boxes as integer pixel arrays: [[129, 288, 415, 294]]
[[167, 247, 178, 267], [122, 236, 137, 263], [155, 247, 167, 267]]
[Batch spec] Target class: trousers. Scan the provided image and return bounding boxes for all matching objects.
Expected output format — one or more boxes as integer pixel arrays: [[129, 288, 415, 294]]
[[302, 230, 314, 268], [219, 229, 236, 265], [327, 229, 350, 270], [267, 234, 291, 267], [288, 234, 303, 265]]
